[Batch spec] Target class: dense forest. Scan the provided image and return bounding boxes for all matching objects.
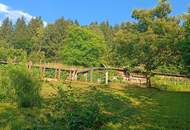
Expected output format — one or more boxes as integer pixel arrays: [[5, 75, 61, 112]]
[[0, 0, 189, 77]]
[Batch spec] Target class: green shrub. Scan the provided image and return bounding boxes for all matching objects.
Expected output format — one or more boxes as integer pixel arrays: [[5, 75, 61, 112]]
[[0, 65, 14, 102], [0, 47, 27, 62], [52, 85, 105, 130], [8, 66, 42, 108], [152, 76, 190, 91]]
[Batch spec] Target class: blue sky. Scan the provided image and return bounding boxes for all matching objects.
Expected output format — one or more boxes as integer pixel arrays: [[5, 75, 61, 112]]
[[0, 0, 190, 25]]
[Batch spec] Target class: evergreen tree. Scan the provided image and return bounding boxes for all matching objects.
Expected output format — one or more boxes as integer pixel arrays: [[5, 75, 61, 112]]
[[14, 17, 31, 53], [0, 17, 14, 48]]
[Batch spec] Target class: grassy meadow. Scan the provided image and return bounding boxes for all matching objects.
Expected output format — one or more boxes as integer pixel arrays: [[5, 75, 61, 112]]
[[0, 82, 190, 130]]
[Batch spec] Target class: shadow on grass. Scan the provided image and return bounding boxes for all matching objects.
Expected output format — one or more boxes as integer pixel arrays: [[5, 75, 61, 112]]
[[90, 86, 190, 130], [0, 105, 56, 130], [0, 85, 190, 130]]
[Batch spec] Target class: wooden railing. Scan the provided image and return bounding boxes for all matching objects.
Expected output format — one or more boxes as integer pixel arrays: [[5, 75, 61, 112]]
[[0, 60, 189, 85]]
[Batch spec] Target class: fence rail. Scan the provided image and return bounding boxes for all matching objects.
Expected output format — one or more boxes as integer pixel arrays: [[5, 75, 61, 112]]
[[0, 60, 189, 85]]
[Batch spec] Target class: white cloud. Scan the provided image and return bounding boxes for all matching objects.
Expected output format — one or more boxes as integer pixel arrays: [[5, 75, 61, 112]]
[[0, 3, 47, 26], [0, 3, 9, 13]]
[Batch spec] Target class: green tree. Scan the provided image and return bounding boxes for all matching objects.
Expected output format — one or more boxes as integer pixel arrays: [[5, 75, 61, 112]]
[[60, 26, 106, 66], [99, 21, 115, 65], [117, 0, 182, 87], [43, 18, 71, 60], [113, 22, 138, 66], [0, 17, 14, 48], [13, 17, 31, 53], [28, 17, 45, 62], [181, 9, 190, 73], [0, 47, 27, 62]]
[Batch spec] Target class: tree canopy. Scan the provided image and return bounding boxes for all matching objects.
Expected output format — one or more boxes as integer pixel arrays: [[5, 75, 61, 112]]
[[0, 0, 189, 80]]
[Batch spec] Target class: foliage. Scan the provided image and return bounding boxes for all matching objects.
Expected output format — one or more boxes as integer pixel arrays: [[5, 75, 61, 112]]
[[60, 26, 106, 66], [13, 17, 32, 52], [42, 18, 71, 60], [0, 0, 189, 87], [51, 85, 106, 130], [114, 0, 183, 86], [152, 76, 190, 91], [8, 66, 42, 108], [0, 84, 190, 130], [0, 65, 13, 102], [0, 18, 14, 48], [181, 9, 190, 73], [0, 47, 27, 62]]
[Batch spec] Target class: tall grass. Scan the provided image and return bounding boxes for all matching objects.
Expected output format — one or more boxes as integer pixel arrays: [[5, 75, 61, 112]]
[[0, 64, 42, 107], [0, 66, 13, 102], [8, 65, 42, 108], [152, 76, 190, 91]]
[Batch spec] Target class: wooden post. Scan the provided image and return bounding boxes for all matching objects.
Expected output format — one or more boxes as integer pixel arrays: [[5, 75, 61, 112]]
[[105, 71, 109, 85], [40, 66, 46, 79], [85, 73, 88, 81], [69, 70, 72, 80], [76, 72, 78, 80], [71, 71, 74, 80], [74, 70, 78, 80], [54, 68, 58, 79], [58, 68, 61, 80], [90, 68, 93, 82], [43, 67, 46, 79], [28, 61, 32, 70], [40, 67, 43, 79]]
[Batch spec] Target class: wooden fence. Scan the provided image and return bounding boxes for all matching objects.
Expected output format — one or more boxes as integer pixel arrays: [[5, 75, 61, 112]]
[[0, 60, 189, 85]]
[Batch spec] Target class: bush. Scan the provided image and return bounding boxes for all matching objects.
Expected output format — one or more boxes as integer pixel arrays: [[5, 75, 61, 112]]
[[8, 66, 42, 108], [0, 47, 27, 62], [0, 65, 15, 102], [52, 85, 106, 130]]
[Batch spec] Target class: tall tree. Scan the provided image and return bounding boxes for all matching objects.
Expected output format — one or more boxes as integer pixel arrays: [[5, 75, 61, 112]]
[[60, 26, 106, 66], [99, 21, 115, 65], [13, 17, 31, 52], [181, 8, 190, 73], [28, 17, 45, 62], [116, 0, 182, 87], [43, 17, 71, 60], [0, 18, 14, 48]]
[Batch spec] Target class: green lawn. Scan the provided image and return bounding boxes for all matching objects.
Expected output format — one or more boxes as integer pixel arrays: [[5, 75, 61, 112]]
[[0, 83, 190, 130]]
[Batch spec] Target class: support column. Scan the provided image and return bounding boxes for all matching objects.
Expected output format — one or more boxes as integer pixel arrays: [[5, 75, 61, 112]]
[[105, 71, 109, 85]]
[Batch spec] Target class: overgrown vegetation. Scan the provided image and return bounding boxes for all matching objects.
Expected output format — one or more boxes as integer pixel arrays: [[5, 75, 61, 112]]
[[0, 65, 42, 108], [0, 83, 190, 130], [0, 0, 190, 129], [0, 0, 189, 78], [48, 85, 107, 130]]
